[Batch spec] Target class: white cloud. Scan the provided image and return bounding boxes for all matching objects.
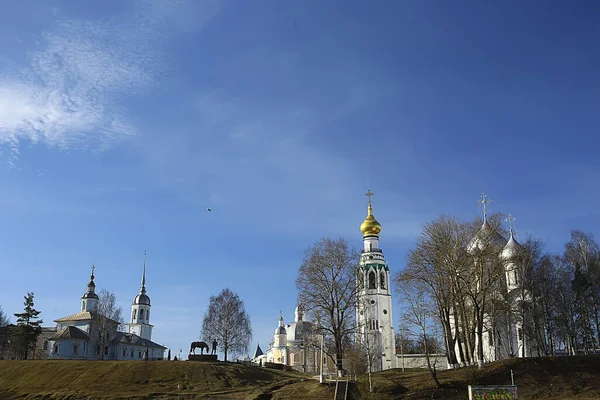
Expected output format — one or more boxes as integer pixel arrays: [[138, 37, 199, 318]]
[[0, 0, 219, 159]]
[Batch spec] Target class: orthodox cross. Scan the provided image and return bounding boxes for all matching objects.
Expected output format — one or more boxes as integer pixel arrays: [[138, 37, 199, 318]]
[[365, 189, 374, 205], [505, 214, 516, 234], [91, 264, 95, 275], [476, 193, 492, 221]]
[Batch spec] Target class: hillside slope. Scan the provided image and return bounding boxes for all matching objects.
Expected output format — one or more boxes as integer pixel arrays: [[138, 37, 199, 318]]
[[0, 360, 333, 399], [2, 356, 600, 399], [357, 355, 600, 399]]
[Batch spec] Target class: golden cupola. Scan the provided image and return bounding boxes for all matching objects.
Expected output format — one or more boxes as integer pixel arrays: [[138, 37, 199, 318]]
[[360, 190, 382, 236]]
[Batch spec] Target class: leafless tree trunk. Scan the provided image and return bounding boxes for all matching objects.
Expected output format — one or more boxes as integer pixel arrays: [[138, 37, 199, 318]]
[[94, 289, 122, 360], [396, 278, 441, 388], [201, 288, 252, 362], [0, 306, 9, 327], [397, 216, 473, 369], [296, 237, 359, 372]]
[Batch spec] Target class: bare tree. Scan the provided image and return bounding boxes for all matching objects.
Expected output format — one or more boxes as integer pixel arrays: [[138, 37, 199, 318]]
[[463, 214, 507, 368], [399, 215, 471, 368], [201, 288, 252, 362], [564, 230, 600, 352], [296, 237, 360, 372], [396, 278, 441, 388], [532, 254, 560, 356], [93, 289, 123, 360], [0, 306, 9, 327], [355, 293, 381, 392]]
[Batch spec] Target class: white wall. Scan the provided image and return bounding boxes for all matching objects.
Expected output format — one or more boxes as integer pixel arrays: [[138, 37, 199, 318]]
[[395, 354, 447, 369]]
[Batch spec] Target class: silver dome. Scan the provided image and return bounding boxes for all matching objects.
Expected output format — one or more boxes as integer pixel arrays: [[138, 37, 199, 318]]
[[275, 326, 287, 335], [133, 293, 151, 306], [81, 291, 99, 299]]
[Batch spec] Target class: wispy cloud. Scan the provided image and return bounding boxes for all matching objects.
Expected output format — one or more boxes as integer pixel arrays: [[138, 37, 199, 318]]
[[0, 0, 219, 162]]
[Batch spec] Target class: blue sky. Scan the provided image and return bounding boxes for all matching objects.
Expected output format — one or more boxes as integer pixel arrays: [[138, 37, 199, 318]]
[[0, 0, 599, 359]]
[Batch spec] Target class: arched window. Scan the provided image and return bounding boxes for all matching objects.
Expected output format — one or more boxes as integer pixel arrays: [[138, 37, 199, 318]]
[[43, 341, 48, 350], [140, 309, 145, 320], [132, 309, 137, 320], [82, 301, 86, 311], [380, 272, 386, 289], [368, 271, 376, 289], [146, 310, 150, 321]]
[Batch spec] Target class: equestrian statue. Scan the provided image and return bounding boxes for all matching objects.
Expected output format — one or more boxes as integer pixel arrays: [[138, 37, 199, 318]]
[[190, 341, 210, 355]]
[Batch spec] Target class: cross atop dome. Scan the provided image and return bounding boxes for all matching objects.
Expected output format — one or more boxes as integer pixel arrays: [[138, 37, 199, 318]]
[[360, 189, 381, 236], [505, 214, 515, 233], [477, 193, 492, 222], [505, 214, 519, 238], [365, 189, 374, 205]]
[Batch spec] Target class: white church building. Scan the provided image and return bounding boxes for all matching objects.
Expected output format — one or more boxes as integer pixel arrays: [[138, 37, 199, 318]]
[[451, 194, 533, 366], [47, 256, 166, 360], [256, 305, 336, 373]]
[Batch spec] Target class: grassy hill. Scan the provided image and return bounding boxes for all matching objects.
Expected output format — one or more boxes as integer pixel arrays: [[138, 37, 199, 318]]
[[0, 360, 333, 400], [358, 355, 600, 399], [1, 356, 600, 399]]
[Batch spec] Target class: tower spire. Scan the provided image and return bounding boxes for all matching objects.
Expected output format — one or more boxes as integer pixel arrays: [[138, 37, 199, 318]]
[[477, 193, 492, 222], [505, 214, 516, 238], [140, 250, 147, 294]]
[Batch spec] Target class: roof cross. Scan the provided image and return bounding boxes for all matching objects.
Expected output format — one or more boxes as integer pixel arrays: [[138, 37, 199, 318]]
[[476, 193, 492, 221], [505, 214, 516, 234], [365, 189, 374, 205], [91, 264, 95, 276]]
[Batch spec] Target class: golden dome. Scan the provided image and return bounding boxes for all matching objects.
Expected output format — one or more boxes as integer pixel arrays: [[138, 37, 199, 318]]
[[360, 204, 382, 236]]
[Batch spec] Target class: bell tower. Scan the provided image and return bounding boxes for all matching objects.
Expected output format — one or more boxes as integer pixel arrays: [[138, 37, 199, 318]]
[[356, 190, 396, 371], [126, 251, 153, 340], [81, 265, 99, 312]]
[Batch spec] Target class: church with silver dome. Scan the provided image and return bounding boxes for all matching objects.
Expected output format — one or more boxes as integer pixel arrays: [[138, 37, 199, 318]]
[[256, 304, 333, 373], [46, 254, 166, 360]]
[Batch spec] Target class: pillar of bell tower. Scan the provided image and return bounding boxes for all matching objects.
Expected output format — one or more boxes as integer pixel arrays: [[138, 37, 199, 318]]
[[356, 190, 396, 371], [363, 236, 379, 252]]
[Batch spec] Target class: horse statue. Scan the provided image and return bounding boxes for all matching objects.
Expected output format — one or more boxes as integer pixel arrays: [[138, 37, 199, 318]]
[[190, 341, 210, 355]]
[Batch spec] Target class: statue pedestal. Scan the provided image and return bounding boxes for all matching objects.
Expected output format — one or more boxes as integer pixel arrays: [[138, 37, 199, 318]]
[[188, 354, 218, 362]]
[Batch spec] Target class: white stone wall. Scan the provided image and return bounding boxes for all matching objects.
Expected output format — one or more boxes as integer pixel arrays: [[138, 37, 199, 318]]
[[395, 354, 447, 369]]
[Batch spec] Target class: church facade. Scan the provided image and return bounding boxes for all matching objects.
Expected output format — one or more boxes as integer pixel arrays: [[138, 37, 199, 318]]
[[258, 305, 336, 373], [451, 195, 532, 366], [47, 257, 166, 361], [355, 190, 396, 371]]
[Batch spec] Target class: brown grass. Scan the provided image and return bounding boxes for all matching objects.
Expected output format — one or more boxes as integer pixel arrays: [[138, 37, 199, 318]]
[[0, 360, 317, 399], [2, 356, 600, 399], [356, 355, 600, 399]]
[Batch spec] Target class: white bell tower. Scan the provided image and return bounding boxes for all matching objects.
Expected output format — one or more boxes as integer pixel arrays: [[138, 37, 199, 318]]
[[126, 251, 153, 340], [356, 190, 396, 371], [81, 265, 99, 312]]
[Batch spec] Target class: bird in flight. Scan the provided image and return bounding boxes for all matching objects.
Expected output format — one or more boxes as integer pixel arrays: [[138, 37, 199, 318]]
[[206, 208, 212, 212]]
